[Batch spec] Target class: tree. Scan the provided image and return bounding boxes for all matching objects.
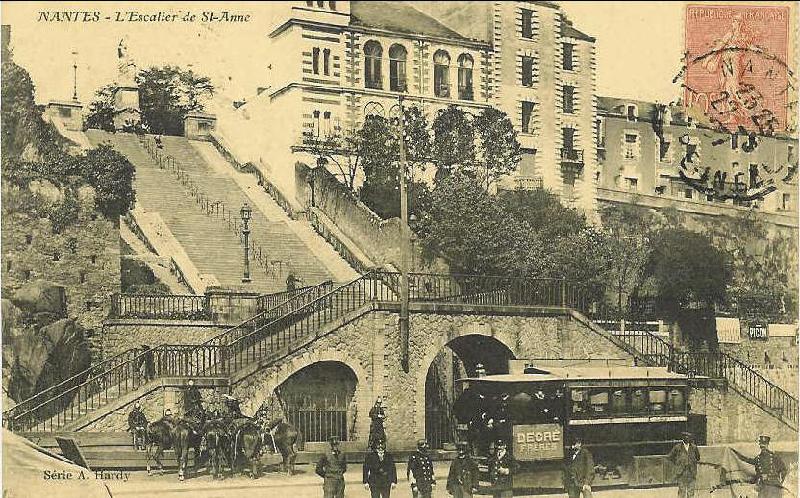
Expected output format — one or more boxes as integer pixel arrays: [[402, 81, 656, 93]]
[[642, 227, 732, 317], [84, 65, 213, 135], [78, 144, 136, 218], [473, 108, 521, 190], [431, 105, 475, 183]]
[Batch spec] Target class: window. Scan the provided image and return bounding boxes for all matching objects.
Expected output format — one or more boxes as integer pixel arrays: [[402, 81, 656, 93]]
[[389, 44, 407, 92], [316, 0, 324, 7], [312, 47, 320, 75], [323, 48, 330, 76], [323, 111, 331, 136], [306, 1, 313, 6], [521, 9, 534, 39], [364, 41, 382, 89], [596, 119, 605, 148], [658, 137, 671, 161], [626, 178, 638, 191], [684, 188, 694, 199], [521, 56, 534, 87], [782, 193, 791, 210], [457, 53, 473, 100], [433, 50, 450, 97], [198, 121, 212, 131], [686, 143, 697, 163], [626, 104, 637, 121], [562, 85, 575, 114], [562, 43, 574, 70], [623, 133, 639, 159], [313, 110, 321, 136], [562, 127, 575, 151], [329, 1, 336, 9], [521, 101, 534, 133]]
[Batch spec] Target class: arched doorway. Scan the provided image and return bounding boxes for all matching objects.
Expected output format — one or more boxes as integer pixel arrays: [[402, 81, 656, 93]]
[[425, 335, 515, 449], [276, 361, 357, 443]]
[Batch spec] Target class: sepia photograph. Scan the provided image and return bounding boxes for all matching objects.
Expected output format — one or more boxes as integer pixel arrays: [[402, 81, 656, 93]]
[[0, 1, 797, 497]]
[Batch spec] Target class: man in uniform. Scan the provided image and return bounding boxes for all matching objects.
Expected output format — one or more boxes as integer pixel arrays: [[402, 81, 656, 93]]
[[732, 435, 788, 498], [447, 442, 479, 498], [488, 439, 516, 498], [667, 431, 700, 498], [368, 397, 387, 449], [183, 379, 203, 416], [564, 436, 595, 498], [316, 435, 347, 498], [363, 442, 397, 498], [407, 439, 436, 498], [127, 402, 148, 450]]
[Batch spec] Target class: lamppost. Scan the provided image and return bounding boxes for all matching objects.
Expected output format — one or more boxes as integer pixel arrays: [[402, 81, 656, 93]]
[[240, 203, 252, 283], [71, 50, 78, 101]]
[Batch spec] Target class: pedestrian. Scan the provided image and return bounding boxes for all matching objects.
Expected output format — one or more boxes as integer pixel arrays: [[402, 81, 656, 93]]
[[316, 435, 347, 498], [368, 397, 387, 449], [447, 442, 479, 498], [488, 439, 516, 498], [363, 442, 397, 498], [183, 379, 203, 416], [732, 435, 788, 498], [563, 437, 594, 498], [286, 273, 301, 292], [127, 402, 148, 451], [667, 431, 700, 498], [140, 344, 155, 381], [407, 439, 436, 498]]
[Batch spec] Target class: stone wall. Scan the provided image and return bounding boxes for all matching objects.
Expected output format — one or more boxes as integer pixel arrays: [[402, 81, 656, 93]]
[[83, 387, 166, 432], [99, 320, 229, 358], [690, 386, 797, 444], [1, 184, 121, 356]]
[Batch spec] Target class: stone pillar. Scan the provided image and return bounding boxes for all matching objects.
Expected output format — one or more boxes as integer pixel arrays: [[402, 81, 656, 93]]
[[44, 100, 84, 131], [163, 386, 182, 414], [184, 112, 217, 140], [112, 85, 141, 130]]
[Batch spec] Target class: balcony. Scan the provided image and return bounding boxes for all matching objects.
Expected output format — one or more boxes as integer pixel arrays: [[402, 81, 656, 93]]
[[560, 148, 584, 172], [514, 176, 544, 190]]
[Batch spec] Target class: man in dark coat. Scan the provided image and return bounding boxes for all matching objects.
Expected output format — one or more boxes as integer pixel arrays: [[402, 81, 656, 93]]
[[363, 442, 397, 498], [183, 379, 203, 416], [127, 402, 148, 450], [488, 439, 516, 498], [667, 431, 701, 498], [316, 436, 347, 498], [563, 437, 594, 498], [447, 442, 479, 498], [407, 439, 436, 498], [368, 397, 387, 449], [732, 435, 788, 498]]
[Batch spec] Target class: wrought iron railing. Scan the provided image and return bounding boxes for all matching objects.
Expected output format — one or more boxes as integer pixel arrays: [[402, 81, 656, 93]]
[[307, 209, 373, 276], [140, 136, 288, 280], [560, 148, 584, 163], [256, 283, 332, 314], [110, 293, 212, 320]]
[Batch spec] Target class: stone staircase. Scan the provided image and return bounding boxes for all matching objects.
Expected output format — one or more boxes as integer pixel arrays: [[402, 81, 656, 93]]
[[86, 130, 278, 292], [155, 135, 339, 286]]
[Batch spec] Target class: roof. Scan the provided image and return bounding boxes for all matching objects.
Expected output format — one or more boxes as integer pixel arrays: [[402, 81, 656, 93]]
[[561, 21, 595, 42], [460, 365, 690, 383], [350, 1, 470, 41]]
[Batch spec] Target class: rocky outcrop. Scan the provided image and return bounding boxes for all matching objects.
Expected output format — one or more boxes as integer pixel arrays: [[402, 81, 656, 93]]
[[2, 281, 91, 411]]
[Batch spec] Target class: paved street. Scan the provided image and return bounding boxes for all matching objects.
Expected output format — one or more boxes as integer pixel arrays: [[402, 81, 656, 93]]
[[99, 462, 787, 498]]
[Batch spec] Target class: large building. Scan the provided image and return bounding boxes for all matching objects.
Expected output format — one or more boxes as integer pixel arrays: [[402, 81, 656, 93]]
[[219, 1, 599, 214]]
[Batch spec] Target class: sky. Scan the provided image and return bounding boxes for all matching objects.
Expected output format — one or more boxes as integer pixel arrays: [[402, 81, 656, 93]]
[[0, 2, 787, 110]]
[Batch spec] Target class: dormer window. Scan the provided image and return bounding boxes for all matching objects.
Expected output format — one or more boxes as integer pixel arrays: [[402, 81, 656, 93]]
[[626, 104, 638, 121]]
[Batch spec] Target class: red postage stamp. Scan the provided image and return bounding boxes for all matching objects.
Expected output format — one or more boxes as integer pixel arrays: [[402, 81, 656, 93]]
[[683, 4, 790, 135]]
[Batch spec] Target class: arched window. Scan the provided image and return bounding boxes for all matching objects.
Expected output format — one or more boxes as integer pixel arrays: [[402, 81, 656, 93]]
[[329, 1, 336, 10], [312, 47, 320, 75], [457, 53, 473, 100], [364, 41, 383, 89], [323, 48, 331, 76], [389, 44, 407, 92], [433, 50, 450, 98]]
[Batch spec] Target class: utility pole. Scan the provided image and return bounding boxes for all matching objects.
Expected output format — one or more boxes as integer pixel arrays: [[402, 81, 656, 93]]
[[397, 94, 410, 373]]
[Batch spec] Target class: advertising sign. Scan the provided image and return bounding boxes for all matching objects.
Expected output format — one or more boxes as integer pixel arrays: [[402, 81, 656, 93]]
[[748, 323, 768, 340], [512, 424, 564, 461]]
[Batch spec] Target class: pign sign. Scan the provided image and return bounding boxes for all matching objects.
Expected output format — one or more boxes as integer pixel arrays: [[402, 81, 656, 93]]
[[512, 424, 564, 461]]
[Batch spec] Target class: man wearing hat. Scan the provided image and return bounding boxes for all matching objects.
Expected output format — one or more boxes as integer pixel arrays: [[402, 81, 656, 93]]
[[363, 442, 397, 498], [488, 439, 516, 498], [128, 402, 148, 450], [368, 397, 387, 449], [563, 436, 594, 498], [407, 439, 436, 498], [316, 435, 348, 498], [447, 442, 479, 498], [667, 431, 700, 498], [732, 435, 788, 498], [183, 379, 203, 415]]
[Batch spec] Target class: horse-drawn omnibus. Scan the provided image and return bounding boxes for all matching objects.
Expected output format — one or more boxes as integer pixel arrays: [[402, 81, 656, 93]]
[[453, 360, 702, 492]]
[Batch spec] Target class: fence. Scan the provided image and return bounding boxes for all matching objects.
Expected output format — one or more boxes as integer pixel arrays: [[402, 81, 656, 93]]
[[110, 293, 211, 320], [282, 393, 350, 443]]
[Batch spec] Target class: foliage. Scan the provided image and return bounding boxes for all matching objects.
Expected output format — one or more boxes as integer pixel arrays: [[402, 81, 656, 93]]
[[83, 65, 213, 135], [431, 105, 475, 183], [78, 144, 136, 218], [642, 227, 733, 317], [473, 108, 521, 189]]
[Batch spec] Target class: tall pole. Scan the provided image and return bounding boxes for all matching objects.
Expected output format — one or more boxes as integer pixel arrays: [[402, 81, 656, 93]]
[[72, 51, 78, 101], [398, 94, 410, 373], [242, 219, 251, 283]]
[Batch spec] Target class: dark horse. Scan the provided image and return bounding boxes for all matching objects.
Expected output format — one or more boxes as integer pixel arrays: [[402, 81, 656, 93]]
[[202, 418, 231, 480], [146, 417, 175, 476], [146, 414, 205, 480], [262, 419, 301, 475], [230, 419, 263, 478]]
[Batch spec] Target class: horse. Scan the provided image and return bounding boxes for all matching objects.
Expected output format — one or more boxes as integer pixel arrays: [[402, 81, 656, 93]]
[[145, 417, 175, 476], [263, 419, 300, 476], [201, 418, 231, 480], [229, 419, 263, 478], [173, 412, 206, 481]]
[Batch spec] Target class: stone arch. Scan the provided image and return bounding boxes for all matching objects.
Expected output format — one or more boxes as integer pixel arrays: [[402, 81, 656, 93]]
[[413, 329, 519, 442], [238, 349, 372, 441]]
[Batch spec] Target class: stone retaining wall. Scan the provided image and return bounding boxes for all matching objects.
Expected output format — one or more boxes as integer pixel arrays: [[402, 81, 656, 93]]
[[99, 320, 229, 358]]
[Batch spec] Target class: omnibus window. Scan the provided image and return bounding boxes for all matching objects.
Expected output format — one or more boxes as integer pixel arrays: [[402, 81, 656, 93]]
[[668, 388, 686, 413], [631, 388, 648, 414], [589, 389, 610, 415], [611, 389, 627, 414], [649, 389, 667, 414], [571, 389, 587, 416]]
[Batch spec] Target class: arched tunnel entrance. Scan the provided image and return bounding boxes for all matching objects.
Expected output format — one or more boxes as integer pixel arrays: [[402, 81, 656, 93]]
[[425, 335, 515, 449], [275, 361, 357, 444]]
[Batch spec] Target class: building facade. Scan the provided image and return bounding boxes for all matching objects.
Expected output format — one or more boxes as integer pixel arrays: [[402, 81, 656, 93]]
[[220, 1, 599, 214]]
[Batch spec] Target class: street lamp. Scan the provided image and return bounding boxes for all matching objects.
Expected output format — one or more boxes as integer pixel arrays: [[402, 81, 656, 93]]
[[240, 203, 252, 283]]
